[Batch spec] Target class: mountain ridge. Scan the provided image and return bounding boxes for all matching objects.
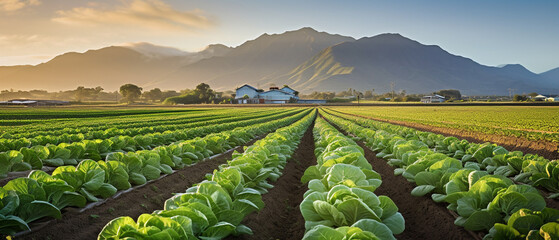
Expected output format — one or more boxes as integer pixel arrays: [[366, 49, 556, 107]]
[[0, 27, 556, 95]]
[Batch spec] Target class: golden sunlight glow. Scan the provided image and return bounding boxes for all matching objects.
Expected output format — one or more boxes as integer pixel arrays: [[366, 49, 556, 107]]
[[53, 0, 214, 31], [0, 0, 40, 12]]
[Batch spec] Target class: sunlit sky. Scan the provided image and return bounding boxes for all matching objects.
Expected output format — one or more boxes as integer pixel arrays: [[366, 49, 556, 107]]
[[1, 0, 558, 73]]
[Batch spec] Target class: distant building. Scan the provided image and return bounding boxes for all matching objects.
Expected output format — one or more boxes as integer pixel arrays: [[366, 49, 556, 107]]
[[0, 99, 70, 106], [534, 95, 547, 101], [234, 84, 325, 104], [546, 96, 559, 102], [420, 95, 445, 103]]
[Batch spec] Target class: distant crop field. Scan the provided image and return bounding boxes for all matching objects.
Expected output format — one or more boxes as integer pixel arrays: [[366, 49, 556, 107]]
[[330, 106, 559, 143]]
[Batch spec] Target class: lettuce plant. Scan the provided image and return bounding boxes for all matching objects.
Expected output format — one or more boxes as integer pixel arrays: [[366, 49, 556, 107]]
[[301, 118, 404, 239]]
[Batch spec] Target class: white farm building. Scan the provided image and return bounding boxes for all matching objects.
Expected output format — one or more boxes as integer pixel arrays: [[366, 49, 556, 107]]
[[420, 94, 446, 103], [235, 84, 325, 104]]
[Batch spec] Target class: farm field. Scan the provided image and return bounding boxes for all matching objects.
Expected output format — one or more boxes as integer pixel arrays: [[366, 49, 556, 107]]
[[330, 106, 559, 159], [1, 105, 559, 240]]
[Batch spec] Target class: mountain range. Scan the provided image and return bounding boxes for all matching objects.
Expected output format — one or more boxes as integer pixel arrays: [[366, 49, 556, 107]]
[[0, 27, 557, 95]]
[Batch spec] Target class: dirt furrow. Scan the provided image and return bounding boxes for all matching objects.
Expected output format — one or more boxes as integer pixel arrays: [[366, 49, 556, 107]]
[[227, 119, 316, 240]]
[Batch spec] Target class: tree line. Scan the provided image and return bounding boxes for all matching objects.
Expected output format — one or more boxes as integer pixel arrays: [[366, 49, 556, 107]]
[[300, 88, 462, 102], [0, 83, 227, 104]]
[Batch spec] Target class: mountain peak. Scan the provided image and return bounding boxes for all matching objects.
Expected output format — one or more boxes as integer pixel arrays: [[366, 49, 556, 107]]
[[121, 42, 190, 57], [255, 27, 354, 41], [499, 63, 527, 69], [358, 33, 418, 45], [203, 44, 231, 51], [293, 27, 319, 33], [199, 44, 232, 57], [499, 64, 535, 74]]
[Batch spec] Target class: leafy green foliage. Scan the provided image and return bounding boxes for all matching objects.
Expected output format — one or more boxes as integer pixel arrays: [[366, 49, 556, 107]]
[[97, 110, 316, 239], [301, 118, 404, 239], [319, 108, 558, 240]]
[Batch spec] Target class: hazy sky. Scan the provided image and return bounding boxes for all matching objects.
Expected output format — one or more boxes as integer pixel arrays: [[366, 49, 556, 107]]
[[1, 0, 558, 73]]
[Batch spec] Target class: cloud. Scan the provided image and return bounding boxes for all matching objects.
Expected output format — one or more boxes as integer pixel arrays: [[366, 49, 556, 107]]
[[0, 34, 40, 46], [0, 0, 40, 12], [53, 0, 214, 32]]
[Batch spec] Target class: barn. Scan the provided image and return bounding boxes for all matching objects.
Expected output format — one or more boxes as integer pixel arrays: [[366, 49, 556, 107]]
[[235, 84, 299, 104]]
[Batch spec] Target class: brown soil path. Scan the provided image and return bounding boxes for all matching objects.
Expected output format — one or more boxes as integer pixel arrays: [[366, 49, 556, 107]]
[[327, 108, 559, 160], [226, 119, 315, 240]]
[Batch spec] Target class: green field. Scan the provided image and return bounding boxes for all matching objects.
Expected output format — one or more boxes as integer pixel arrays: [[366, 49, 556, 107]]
[[331, 106, 559, 142], [2, 105, 559, 240]]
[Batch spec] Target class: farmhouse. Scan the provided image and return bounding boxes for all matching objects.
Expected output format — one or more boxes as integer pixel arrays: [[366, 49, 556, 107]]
[[533, 95, 547, 101], [420, 95, 445, 103], [235, 84, 325, 104]]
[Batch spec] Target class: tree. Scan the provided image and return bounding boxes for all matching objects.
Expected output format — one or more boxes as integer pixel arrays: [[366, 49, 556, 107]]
[[528, 92, 539, 98], [513, 94, 528, 101], [143, 88, 163, 102], [162, 84, 216, 105], [91, 86, 103, 101], [302, 91, 335, 100], [119, 84, 143, 103], [74, 86, 103, 102], [399, 90, 407, 97], [74, 86, 88, 102], [194, 83, 215, 103], [364, 90, 374, 99], [161, 90, 180, 101]]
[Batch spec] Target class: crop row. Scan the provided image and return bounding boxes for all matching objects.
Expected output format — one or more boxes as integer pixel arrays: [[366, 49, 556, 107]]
[[0, 109, 212, 134], [97, 110, 316, 239], [331, 106, 559, 143], [1, 108, 275, 139], [321, 109, 559, 240], [0, 109, 306, 177], [0, 108, 298, 151], [0, 109, 217, 137], [299, 117, 404, 240], [0, 109, 311, 236], [324, 108, 559, 196]]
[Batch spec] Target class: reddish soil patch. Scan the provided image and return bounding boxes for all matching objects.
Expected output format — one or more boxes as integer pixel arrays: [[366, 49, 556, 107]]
[[20, 138, 259, 240], [322, 115, 480, 240], [227, 119, 315, 240], [327, 108, 559, 160]]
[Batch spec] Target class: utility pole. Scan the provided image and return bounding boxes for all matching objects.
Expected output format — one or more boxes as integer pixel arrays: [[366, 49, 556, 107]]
[[390, 82, 395, 100]]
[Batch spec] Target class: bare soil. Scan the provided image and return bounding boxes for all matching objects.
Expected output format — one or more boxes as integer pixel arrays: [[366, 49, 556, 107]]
[[328, 108, 559, 160], [19, 138, 259, 240], [322, 115, 481, 240], [226, 119, 315, 240]]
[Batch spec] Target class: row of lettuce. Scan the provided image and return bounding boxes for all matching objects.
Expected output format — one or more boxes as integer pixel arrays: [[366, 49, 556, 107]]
[[1, 109, 226, 139], [3, 108, 280, 137], [321, 108, 559, 240], [97, 110, 316, 239], [1, 108, 243, 139], [2, 108, 284, 142], [299, 117, 405, 240], [0, 108, 298, 152], [0, 109, 305, 178], [0, 109, 311, 236]]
